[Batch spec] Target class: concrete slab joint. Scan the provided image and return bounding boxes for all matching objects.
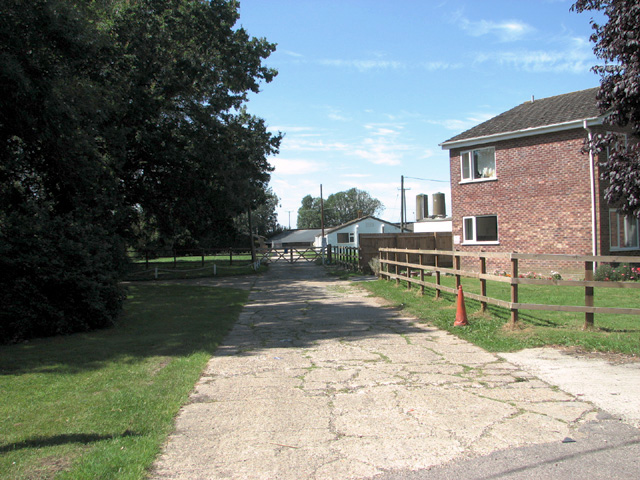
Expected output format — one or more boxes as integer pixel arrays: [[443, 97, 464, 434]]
[[151, 263, 640, 480]]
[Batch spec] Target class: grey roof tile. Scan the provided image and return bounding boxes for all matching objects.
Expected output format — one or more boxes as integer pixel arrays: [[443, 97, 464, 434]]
[[442, 88, 600, 145]]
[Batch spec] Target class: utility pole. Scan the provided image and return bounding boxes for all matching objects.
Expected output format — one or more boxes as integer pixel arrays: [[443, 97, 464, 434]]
[[248, 206, 256, 263], [400, 175, 404, 232], [320, 184, 326, 264], [286, 210, 292, 230]]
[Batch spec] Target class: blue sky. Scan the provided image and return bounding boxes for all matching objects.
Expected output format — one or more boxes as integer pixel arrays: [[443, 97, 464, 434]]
[[237, 0, 604, 229]]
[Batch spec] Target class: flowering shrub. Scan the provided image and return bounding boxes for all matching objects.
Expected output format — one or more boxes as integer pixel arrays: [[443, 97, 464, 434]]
[[492, 270, 562, 280], [595, 263, 640, 282]]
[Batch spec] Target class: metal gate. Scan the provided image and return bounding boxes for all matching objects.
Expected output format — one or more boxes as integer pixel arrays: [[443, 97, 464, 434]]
[[257, 247, 325, 264]]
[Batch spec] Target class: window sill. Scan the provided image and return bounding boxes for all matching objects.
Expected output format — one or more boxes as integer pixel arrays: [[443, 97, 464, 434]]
[[459, 178, 497, 185], [610, 247, 640, 252], [461, 241, 500, 246]]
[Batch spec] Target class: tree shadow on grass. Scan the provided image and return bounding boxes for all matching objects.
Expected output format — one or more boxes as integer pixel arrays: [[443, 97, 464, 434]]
[[0, 431, 140, 453], [0, 263, 431, 375]]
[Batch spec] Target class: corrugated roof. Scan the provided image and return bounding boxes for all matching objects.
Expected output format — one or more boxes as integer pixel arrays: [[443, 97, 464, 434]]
[[442, 88, 601, 145]]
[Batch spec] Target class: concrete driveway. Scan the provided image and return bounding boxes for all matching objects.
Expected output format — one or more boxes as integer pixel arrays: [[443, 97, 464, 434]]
[[151, 262, 639, 479]]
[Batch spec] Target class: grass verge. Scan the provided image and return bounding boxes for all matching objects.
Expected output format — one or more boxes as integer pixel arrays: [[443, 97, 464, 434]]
[[125, 260, 267, 281], [0, 284, 247, 479], [361, 276, 640, 355]]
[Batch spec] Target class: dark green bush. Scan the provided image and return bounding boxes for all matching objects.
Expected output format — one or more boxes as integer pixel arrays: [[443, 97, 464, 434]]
[[0, 213, 127, 344]]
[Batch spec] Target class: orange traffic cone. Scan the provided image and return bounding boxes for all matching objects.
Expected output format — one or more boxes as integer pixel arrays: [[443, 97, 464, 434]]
[[454, 285, 468, 326]]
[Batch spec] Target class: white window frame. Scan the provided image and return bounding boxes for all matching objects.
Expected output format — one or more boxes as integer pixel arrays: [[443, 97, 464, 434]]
[[609, 209, 639, 251], [462, 215, 499, 245], [460, 147, 496, 183]]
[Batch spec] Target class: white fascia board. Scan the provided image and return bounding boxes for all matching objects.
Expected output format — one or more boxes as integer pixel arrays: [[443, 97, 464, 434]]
[[439, 117, 603, 150]]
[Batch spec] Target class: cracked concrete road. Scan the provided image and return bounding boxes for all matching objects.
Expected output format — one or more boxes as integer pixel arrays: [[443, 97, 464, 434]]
[[151, 263, 637, 480]]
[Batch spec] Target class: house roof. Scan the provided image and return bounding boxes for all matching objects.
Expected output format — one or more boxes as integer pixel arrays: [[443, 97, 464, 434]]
[[268, 229, 321, 244], [441, 88, 602, 149], [323, 215, 404, 235]]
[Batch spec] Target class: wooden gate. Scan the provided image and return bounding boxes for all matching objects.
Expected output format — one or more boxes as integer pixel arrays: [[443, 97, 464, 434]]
[[258, 247, 325, 264]]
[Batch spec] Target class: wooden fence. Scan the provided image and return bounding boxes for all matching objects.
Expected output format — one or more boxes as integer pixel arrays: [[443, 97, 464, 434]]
[[131, 248, 253, 269], [329, 245, 359, 270], [358, 232, 452, 271], [379, 248, 640, 329]]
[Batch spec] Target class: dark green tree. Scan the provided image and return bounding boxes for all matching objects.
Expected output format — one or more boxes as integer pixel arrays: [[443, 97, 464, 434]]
[[296, 194, 323, 229], [573, 0, 640, 218], [324, 188, 384, 226], [235, 188, 283, 240], [296, 189, 383, 228], [0, 0, 281, 342]]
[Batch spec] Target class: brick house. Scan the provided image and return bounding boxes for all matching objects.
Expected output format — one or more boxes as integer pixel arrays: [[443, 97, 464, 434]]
[[440, 88, 639, 270]]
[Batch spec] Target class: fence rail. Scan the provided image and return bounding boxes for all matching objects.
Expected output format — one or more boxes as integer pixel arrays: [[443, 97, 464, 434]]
[[379, 248, 640, 328]]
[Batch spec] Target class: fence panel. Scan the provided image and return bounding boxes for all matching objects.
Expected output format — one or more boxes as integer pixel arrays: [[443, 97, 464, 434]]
[[379, 248, 640, 328]]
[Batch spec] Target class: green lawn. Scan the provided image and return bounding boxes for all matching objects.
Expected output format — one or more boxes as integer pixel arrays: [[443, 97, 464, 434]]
[[125, 258, 266, 281], [362, 275, 640, 355], [0, 284, 247, 479]]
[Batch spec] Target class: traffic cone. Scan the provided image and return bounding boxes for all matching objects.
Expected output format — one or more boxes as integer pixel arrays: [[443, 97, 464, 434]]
[[454, 285, 468, 326]]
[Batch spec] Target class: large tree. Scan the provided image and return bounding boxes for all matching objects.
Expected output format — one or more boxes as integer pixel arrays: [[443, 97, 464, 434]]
[[573, 0, 640, 218], [0, 0, 280, 342], [296, 188, 384, 228]]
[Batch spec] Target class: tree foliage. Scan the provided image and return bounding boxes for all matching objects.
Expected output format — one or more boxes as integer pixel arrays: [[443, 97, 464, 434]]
[[573, 0, 640, 218], [296, 188, 384, 228], [0, 0, 280, 342]]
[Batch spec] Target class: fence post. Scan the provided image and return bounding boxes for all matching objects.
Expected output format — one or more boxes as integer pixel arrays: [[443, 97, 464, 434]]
[[454, 254, 461, 289], [145, 252, 149, 270], [201, 249, 205, 267], [419, 253, 424, 296], [435, 254, 441, 300], [395, 251, 399, 286], [229, 249, 233, 266], [406, 251, 411, 290], [327, 244, 332, 264], [584, 261, 594, 329], [480, 256, 487, 313], [510, 256, 519, 326], [174, 250, 177, 269]]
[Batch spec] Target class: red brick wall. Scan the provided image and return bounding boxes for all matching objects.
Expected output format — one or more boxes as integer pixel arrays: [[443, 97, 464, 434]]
[[449, 129, 595, 272]]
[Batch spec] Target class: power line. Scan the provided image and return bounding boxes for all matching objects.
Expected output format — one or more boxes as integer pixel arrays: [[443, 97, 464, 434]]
[[404, 176, 449, 183]]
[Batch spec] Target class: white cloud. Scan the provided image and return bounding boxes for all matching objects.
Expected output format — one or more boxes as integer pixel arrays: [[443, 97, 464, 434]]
[[473, 37, 594, 73], [319, 58, 404, 71], [428, 112, 496, 132], [353, 138, 403, 166], [281, 49, 304, 58], [460, 18, 534, 42], [271, 158, 324, 175]]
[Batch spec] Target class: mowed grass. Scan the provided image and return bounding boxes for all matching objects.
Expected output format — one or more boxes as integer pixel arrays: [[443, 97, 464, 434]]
[[126, 256, 266, 281], [362, 275, 640, 355], [0, 284, 247, 480]]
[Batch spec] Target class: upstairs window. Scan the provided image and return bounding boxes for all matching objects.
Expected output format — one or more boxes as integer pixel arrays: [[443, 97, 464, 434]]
[[463, 215, 498, 244], [610, 210, 639, 250], [461, 147, 496, 181]]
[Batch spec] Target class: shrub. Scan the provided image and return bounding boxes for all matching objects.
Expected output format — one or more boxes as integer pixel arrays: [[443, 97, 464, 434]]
[[368, 257, 381, 276], [594, 263, 640, 282]]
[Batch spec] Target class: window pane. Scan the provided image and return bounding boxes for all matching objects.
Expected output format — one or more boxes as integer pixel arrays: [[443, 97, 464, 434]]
[[474, 149, 495, 179], [463, 218, 474, 241], [476, 216, 498, 241], [609, 211, 619, 248], [624, 216, 638, 248], [461, 153, 470, 179], [337, 233, 348, 243]]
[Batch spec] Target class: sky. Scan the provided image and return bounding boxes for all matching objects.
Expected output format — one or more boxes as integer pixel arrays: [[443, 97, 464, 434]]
[[236, 0, 605, 229]]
